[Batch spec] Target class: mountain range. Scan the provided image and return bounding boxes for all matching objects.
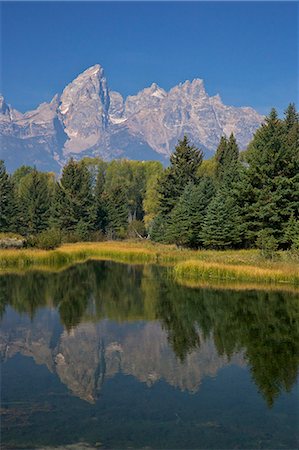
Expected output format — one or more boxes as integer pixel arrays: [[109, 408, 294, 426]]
[[0, 64, 264, 173]]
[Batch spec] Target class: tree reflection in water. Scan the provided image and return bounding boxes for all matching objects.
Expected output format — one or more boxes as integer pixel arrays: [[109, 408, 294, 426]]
[[0, 260, 298, 406]]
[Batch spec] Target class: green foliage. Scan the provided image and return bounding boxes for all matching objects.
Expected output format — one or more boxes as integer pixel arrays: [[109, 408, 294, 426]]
[[11, 165, 34, 189], [256, 229, 278, 260], [283, 214, 299, 248], [215, 133, 240, 187], [0, 160, 16, 232], [201, 189, 242, 249], [75, 219, 91, 242], [158, 136, 203, 215], [105, 159, 146, 221], [143, 162, 163, 228], [18, 168, 52, 234], [127, 220, 146, 239], [52, 158, 94, 232], [1, 103, 298, 251], [30, 228, 62, 250], [150, 212, 169, 242], [241, 106, 299, 246], [197, 157, 217, 179], [106, 185, 128, 239], [94, 160, 108, 232], [215, 136, 228, 180], [165, 178, 215, 248], [164, 184, 194, 246]]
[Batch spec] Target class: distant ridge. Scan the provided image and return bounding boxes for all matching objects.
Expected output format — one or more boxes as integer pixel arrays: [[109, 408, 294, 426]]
[[0, 64, 263, 172]]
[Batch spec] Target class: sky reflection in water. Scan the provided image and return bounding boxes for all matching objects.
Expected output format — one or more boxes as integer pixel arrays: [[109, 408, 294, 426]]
[[1, 261, 298, 449]]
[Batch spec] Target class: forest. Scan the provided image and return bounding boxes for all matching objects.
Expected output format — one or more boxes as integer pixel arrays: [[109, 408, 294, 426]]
[[0, 104, 298, 253]]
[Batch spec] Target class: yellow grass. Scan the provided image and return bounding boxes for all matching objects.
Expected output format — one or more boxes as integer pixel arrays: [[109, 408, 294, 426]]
[[174, 277, 299, 294], [0, 241, 298, 288], [173, 259, 299, 286]]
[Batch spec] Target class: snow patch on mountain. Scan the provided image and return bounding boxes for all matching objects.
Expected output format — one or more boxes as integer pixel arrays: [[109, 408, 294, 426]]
[[0, 64, 264, 172]]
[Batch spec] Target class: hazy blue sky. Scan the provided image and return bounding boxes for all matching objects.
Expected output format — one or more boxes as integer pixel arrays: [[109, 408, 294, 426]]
[[1, 1, 298, 115]]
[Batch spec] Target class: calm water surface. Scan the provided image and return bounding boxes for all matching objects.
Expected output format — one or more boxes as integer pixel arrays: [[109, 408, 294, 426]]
[[1, 261, 298, 449]]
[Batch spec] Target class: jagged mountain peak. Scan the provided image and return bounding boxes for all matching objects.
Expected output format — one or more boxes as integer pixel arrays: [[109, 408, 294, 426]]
[[0, 94, 10, 115], [59, 64, 108, 114], [210, 93, 222, 104], [58, 64, 110, 154], [1, 63, 264, 172], [169, 78, 206, 99], [127, 82, 166, 99], [74, 63, 104, 80], [149, 83, 167, 99]]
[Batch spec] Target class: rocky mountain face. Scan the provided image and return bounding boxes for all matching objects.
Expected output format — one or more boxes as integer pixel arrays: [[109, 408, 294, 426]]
[[0, 64, 263, 173]]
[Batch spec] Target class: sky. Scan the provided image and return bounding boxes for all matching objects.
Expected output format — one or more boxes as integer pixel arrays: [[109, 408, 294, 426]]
[[1, 1, 298, 115]]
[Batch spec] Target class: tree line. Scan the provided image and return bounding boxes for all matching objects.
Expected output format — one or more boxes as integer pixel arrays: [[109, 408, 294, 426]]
[[0, 104, 298, 250], [0, 157, 162, 246]]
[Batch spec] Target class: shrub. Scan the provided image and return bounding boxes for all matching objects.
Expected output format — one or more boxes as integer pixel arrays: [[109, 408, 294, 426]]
[[288, 236, 299, 260], [61, 230, 80, 243], [106, 226, 127, 240], [127, 220, 146, 239], [90, 230, 105, 242], [256, 229, 278, 259], [75, 220, 90, 242], [283, 215, 299, 250], [33, 228, 62, 250]]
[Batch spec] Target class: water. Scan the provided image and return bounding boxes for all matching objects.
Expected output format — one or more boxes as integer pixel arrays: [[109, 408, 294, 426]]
[[1, 261, 298, 449]]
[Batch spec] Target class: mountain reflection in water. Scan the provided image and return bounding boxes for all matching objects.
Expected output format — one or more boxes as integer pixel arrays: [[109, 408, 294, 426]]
[[0, 261, 298, 449]]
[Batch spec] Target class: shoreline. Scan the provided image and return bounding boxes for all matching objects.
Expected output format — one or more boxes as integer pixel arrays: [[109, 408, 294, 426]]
[[0, 241, 298, 289]]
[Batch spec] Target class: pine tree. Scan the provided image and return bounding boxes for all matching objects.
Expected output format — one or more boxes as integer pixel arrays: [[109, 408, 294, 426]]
[[215, 133, 240, 185], [241, 107, 299, 246], [52, 159, 95, 232], [50, 182, 70, 230], [0, 160, 15, 232], [201, 189, 242, 249], [18, 169, 51, 234], [165, 183, 194, 246], [283, 103, 299, 221], [215, 136, 228, 181], [106, 186, 128, 238], [149, 212, 168, 242], [158, 136, 203, 215], [94, 161, 108, 232], [283, 214, 299, 249], [284, 103, 298, 131], [166, 178, 215, 248]]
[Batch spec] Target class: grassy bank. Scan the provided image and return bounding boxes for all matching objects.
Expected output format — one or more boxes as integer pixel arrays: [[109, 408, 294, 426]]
[[0, 241, 298, 287], [173, 259, 299, 286]]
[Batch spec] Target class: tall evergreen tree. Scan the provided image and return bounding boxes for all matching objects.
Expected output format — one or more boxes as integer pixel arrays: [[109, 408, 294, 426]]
[[201, 188, 242, 249], [0, 160, 15, 232], [158, 136, 203, 215], [106, 186, 128, 238], [241, 107, 299, 246], [18, 169, 51, 234], [215, 136, 228, 181], [166, 177, 215, 247], [52, 159, 94, 233], [284, 103, 299, 131], [215, 133, 240, 185], [94, 161, 108, 232]]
